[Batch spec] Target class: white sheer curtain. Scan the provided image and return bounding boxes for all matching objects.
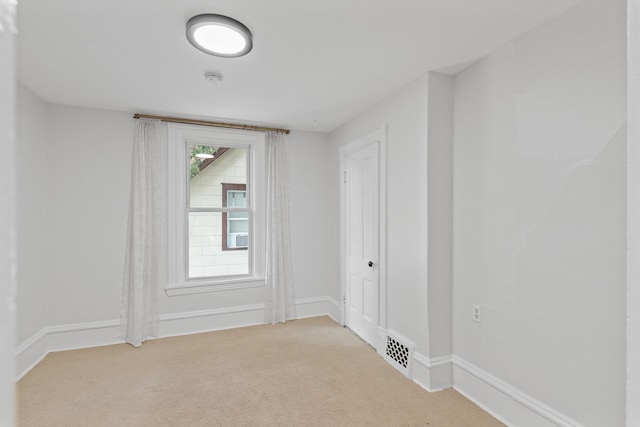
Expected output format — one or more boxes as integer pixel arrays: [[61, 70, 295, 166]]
[[120, 119, 167, 347], [264, 131, 297, 324]]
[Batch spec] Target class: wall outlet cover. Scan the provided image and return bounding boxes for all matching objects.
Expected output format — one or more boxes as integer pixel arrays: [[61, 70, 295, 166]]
[[472, 304, 482, 323]]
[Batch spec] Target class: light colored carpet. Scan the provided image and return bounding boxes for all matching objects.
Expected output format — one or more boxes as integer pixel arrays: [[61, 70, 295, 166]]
[[17, 316, 503, 426]]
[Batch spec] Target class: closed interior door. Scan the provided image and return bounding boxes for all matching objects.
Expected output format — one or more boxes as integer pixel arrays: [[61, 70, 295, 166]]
[[344, 141, 379, 346]]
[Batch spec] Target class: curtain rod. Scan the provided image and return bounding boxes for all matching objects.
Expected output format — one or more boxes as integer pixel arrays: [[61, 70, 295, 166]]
[[133, 113, 290, 135]]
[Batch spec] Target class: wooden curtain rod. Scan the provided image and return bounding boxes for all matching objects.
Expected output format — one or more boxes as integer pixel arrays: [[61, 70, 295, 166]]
[[133, 113, 290, 135]]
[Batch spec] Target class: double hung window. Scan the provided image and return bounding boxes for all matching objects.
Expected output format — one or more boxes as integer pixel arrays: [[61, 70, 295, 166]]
[[167, 124, 265, 295]]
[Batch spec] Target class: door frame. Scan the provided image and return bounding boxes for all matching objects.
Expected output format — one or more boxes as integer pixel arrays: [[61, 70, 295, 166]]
[[339, 126, 387, 351]]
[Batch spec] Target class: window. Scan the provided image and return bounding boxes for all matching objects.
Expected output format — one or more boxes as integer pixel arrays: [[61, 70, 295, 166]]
[[187, 145, 250, 278], [167, 124, 266, 295], [222, 183, 248, 250]]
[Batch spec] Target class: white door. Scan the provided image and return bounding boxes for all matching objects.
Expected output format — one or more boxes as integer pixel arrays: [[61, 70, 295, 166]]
[[344, 141, 379, 347]]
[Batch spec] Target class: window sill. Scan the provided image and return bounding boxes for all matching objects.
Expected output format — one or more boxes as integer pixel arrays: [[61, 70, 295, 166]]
[[165, 277, 265, 296]]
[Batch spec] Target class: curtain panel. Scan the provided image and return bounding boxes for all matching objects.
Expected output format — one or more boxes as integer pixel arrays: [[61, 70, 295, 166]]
[[119, 119, 167, 347], [264, 131, 297, 324]]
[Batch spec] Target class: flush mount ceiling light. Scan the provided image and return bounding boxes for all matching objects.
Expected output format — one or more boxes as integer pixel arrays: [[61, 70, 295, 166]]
[[186, 14, 253, 58]]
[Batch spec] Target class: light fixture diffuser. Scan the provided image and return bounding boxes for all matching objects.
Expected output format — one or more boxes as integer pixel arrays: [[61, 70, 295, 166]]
[[186, 14, 253, 58]]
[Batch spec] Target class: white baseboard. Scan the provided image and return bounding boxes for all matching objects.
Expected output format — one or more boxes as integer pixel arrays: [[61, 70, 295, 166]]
[[15, 329, 48, 381], [324, 297, 341, 323], [376, 327, 386, 356], [47, 320, 122, 352], [159, 303, 265, 338], [15, 320, 123, 381], [452, 356, 583, 427], [15, 296, 339, 381], [411, 352, 453, 392], [374, 328, 452, 391], [296, 296, 340, 322]]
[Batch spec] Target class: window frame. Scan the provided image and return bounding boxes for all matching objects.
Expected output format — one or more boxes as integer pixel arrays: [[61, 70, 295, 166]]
[[166, 124, 266, 296]]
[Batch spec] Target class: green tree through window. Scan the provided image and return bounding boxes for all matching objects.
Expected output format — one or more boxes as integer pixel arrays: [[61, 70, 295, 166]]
[[189, 145, 218, 179]]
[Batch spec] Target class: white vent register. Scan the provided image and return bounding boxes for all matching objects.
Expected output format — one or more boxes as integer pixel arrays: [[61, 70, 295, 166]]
[[384, 332, 414, 376]]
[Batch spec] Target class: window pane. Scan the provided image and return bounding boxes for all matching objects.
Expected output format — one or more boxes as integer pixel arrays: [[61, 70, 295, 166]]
[[227, 190, 246, 208], [188, 212, 249, 278], [228, 217, 249, 233], [189, 146, 247, 208]]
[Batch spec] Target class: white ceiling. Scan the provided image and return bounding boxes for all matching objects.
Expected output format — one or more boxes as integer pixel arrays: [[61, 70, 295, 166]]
[[17, 0, 582, 132]]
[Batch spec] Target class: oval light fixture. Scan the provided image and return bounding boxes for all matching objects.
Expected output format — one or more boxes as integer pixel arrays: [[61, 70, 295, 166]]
[[186, 14, 253, 58]]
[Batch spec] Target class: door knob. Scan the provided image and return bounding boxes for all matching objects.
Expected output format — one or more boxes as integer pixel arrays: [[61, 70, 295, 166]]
[[368, 261, 374, 268]]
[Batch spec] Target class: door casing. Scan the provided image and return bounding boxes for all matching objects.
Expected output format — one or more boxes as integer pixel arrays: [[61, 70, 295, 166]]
[[339, 127, 387, 352]]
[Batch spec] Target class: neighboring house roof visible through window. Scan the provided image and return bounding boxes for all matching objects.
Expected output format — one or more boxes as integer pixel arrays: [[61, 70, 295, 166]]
[[199, 147, 230, 171]]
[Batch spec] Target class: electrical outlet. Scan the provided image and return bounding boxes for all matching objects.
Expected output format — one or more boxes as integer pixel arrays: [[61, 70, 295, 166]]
[[472, 304, 482, 323]]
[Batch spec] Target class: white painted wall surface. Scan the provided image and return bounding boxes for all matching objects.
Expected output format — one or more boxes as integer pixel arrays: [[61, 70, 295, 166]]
[[288, 131, 333, 300], [329, 75, 430, 351], [0, 0, 17, 423], [454, 40, 519, 389], [426, 72, 453, 359], [627, 0, 640, 425], [45, 105, 134, 326], [16, 84, 49, 345], [453, 0, 626, 425], [15, 101, 332, 339]]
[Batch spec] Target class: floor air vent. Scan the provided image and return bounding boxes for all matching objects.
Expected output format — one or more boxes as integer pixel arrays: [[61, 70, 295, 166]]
[[384, 333, 413, 376]]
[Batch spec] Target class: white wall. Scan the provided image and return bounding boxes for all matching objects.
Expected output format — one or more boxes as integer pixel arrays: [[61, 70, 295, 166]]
[[453, 39, 519, 392], [327, 72, 455, 391], [15, 100, 334, 354], [426, 72, 453, 360], [329, 75, 430, 352], [453, 0, 626, 425], [16, 84, 49, 344], [46, 105, 134, 326], [288, 130, 333, 301], [628, 0, 640, 424], [0, 1, 17, 422]]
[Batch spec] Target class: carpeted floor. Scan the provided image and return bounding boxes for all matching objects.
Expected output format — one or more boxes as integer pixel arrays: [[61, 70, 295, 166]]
[[17, 316, 503, 426]]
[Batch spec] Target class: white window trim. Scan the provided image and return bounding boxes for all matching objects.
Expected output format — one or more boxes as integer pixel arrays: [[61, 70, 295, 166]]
[[167, 123, 266, 295]]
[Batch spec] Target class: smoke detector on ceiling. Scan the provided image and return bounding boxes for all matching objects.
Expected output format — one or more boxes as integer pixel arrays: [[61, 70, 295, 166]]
[[204, 72, 223, 85]]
